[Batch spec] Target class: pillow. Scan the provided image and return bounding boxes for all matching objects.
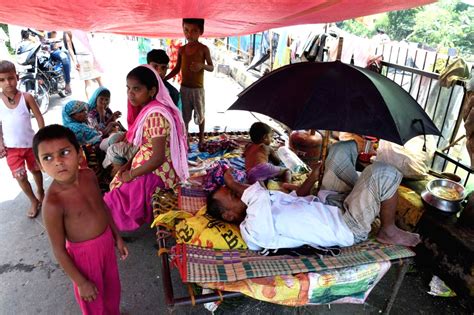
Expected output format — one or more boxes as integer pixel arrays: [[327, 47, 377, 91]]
[[175, 212, 247, 250], [375, 136, 434, 179], [177, 186, 207, 215]]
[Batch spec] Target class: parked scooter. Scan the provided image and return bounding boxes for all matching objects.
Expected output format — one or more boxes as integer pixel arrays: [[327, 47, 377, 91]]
[[15, 29, 67, 114]]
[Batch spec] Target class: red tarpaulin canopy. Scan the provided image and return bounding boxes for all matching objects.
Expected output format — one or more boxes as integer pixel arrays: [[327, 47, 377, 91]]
[[0, 0, 435, 37]]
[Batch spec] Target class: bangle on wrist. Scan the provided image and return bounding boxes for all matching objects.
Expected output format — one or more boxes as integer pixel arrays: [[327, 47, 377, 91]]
[[129, 169, 135, 179]]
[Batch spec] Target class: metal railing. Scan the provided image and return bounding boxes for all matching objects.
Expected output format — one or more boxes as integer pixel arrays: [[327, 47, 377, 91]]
[[377, 44, 473, 183], [220, 34, 474, 182], [430, 151, 473, 187]]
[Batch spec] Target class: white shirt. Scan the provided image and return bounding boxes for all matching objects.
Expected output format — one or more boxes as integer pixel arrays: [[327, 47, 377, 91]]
[[0, 93, 35, 148], [240, 183, 354, 250], [71, 30, 93, 55]]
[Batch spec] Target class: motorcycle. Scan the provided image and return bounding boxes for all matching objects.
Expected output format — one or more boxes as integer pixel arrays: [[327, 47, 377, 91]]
[[15, 30, 68, 114]]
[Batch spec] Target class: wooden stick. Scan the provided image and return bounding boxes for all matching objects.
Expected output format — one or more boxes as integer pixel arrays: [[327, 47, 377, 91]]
[[269, 31, 273, 71], [315, 38, 343, 192], [316, 130, 331, 193], [336, 37, 344, 61], [441, 134, 465, 152]]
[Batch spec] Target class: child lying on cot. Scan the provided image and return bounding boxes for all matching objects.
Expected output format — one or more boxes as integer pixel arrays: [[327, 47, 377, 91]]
[[207, 140, 421, 251], [244, 122, 291, 184]]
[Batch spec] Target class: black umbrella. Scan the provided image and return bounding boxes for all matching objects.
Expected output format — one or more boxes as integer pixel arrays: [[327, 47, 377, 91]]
[[228, 61, 441, 145]]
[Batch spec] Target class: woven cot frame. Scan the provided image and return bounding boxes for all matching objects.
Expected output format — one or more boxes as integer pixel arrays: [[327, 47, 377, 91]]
[[152, 191, 413, 313]]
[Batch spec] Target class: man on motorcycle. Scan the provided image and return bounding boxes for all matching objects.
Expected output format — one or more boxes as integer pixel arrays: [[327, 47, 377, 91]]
[[16, 29, 71, 114], [46, 31, 72, 95]]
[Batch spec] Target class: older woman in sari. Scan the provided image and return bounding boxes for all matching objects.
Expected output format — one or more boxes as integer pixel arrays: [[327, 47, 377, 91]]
[[104, 65, 188, 231], [62, 100, 102, 146], [62, 100, 110, 189]]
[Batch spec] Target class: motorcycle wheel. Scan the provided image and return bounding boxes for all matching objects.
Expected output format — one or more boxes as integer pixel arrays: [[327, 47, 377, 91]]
[[18, 78, 50, 115]]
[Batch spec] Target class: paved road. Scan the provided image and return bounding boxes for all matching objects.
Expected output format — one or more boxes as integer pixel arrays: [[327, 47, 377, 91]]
[[0, 35, 470, 314], [0, 35, 257, 314]]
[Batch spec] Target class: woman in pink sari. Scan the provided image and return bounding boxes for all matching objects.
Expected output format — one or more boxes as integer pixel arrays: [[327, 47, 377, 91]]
[[104, 65, 189, 231]]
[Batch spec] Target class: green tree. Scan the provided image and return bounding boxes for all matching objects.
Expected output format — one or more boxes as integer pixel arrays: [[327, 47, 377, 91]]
[[335, 19, 372, 38], [408, 0, 473, 55], [0, 23, 14, 55], [376, 9, 419, 41], [336, 1, 472, 57], [454, 6, 473, 55]]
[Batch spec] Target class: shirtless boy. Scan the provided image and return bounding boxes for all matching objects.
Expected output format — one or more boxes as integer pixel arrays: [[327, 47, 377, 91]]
[[244, 122, 291, 184], [33, 124, 128, 314], [165, 18, 214, 148]]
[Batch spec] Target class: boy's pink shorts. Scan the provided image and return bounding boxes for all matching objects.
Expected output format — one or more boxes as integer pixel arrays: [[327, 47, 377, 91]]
[[6, 148, 40, 178], [66, 226, 121, 314]]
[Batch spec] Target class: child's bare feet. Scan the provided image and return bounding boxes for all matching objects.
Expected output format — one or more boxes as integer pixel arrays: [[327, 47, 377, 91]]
[[37, 189, 45, 203], [376, 225, 421, 247], [27, 200, 41, 218]]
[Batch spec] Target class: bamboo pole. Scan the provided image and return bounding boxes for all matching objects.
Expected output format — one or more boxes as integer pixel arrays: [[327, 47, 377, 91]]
[[316, 130, 331, 193], [336, 37, 344, 61], [316, 37, 344, 192], [269, 31, 273, 71], [237, 36, 241, 58], [441, 134, 466, 152]]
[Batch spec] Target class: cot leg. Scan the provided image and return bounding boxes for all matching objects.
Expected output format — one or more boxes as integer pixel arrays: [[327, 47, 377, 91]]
[[157, 227, 175, 307], [381, 258, 411, 314]]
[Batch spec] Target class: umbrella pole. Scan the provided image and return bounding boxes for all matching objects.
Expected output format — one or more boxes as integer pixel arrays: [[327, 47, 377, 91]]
[[316, 37, 343, 192], [269, 31, 273, 71], [336, 37, 344, 61], [316, 130, 331, 193]]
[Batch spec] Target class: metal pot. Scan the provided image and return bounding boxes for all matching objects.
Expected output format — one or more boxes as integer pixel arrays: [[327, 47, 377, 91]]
[[421, 190, 462, 214], [421, 179, 466, 214]]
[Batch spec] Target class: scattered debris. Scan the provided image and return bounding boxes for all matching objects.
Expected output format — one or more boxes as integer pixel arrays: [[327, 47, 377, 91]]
[[428, 275, 457, 297]]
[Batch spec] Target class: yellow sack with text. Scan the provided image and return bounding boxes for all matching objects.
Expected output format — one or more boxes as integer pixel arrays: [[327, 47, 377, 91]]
[[175, 210, 247, 250]]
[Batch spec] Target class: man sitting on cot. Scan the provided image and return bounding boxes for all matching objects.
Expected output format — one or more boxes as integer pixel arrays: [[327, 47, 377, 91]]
[[207, 140, 421, 251]]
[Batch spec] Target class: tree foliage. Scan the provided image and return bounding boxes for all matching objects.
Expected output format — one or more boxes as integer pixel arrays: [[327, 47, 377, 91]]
[[337, 0, 473, 57], [380, 9, 419, 41], [408, 0, 473, 55], [335, 19, 372, 38], [0, 23, 14, 55]]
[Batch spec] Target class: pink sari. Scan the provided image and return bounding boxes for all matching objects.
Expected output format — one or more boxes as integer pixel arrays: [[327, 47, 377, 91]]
[[105, 65, 189, 231], [127, 100, 141, 128]]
